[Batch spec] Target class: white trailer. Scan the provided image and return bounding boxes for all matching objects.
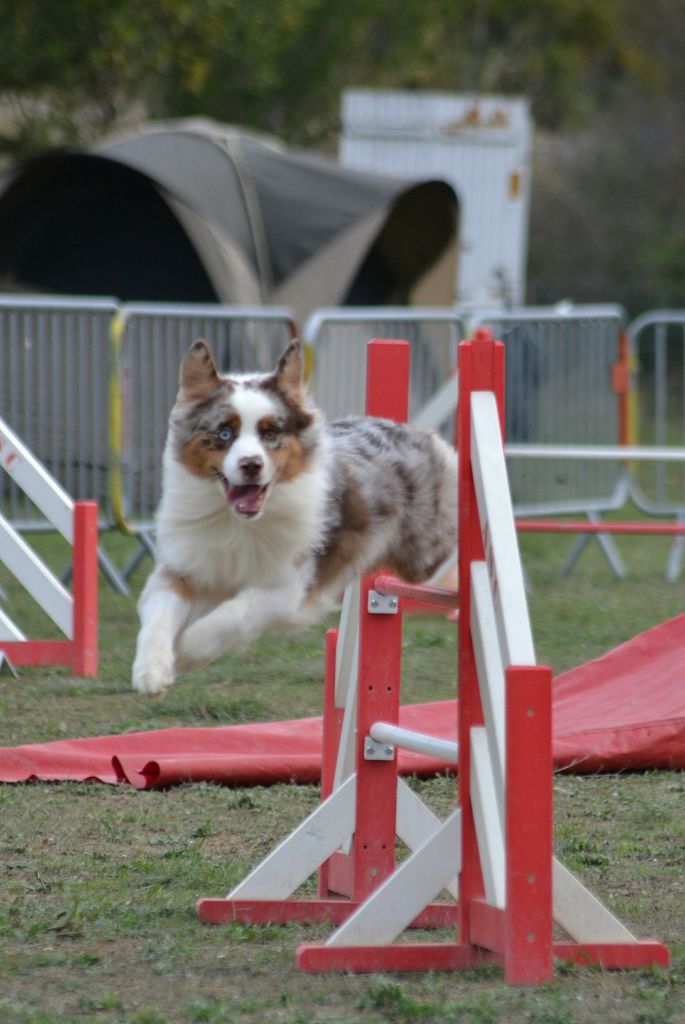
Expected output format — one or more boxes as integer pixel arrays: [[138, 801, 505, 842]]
[[340, 89, 533, 306]]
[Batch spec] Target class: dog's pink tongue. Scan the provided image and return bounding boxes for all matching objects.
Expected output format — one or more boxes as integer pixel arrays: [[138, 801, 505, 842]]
[[227, 483, 265, 516]]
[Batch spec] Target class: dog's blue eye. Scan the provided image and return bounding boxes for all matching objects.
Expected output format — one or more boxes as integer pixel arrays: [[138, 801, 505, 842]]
[[217, 427, 233, 443]]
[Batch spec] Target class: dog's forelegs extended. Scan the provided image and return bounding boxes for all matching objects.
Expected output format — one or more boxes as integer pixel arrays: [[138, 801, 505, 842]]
[[132, 571, 193, 695], [174, 580, 307, 674]]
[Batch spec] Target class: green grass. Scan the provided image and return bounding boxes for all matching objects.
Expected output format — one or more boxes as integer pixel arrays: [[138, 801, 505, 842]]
[[0, 526, 683, 1023]]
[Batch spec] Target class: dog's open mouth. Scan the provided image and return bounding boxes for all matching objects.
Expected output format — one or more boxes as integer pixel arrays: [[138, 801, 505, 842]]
[[224, 482, 269, 518]]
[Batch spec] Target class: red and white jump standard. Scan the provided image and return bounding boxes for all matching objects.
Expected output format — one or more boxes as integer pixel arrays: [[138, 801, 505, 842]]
[[199, 341, 460, 935], [0, 416, 98, 677], [198, 331, 670, 982]]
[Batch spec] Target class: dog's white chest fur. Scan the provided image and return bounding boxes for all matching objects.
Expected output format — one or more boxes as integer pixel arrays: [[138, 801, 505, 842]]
[[156, 445, 327, 595]]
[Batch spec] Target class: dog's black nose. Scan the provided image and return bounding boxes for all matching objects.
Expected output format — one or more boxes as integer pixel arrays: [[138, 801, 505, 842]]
[[239, 456, 264, 480]]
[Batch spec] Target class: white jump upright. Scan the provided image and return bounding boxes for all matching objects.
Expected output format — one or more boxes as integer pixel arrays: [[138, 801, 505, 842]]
[[197, 331, 670, 982], [0, 416, 98, 676]]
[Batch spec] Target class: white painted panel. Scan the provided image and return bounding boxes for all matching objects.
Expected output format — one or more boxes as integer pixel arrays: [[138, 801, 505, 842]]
[[326, 808, 461, 947], [335, 580, 360, 708], [228, 774, 356, 900], [470, 726, 505, 908], [411, 371, 459, 431], [0, 606, 26, 641], [470, 561, 505, 827], [396, 778, 459, 899], [332, 579, 361, 796], [0, 416, 74, 540], [553, 858, 636, 943], [470, 391, 535, 666], [333, 678, 357, 794], [0, 514, 72, 636]]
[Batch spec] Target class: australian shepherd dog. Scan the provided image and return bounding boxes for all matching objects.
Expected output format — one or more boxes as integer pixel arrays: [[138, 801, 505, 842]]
[[132, 338, 457, 695]]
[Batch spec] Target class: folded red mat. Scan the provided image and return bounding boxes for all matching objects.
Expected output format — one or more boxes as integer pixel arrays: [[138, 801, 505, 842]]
[[1, 613, 684, 788]]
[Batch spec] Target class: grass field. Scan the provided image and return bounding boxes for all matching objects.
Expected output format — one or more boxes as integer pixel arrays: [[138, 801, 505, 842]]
[[0, 525, 683, 1024]]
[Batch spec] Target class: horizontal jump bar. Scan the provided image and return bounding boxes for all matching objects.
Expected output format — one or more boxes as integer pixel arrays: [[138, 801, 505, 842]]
[[516, 520, 685, 535], [373, 573, 459, 609], [369, 721, 459, 764], [506, 443, 685, 461]]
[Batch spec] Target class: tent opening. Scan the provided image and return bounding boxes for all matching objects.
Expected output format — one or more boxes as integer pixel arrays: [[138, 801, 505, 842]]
[[0, 154, 218, 302], [345, 181, 458, 305]]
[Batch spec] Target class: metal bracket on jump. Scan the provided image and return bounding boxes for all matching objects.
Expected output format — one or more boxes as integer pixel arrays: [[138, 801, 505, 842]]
[[367, 590, 399, 614]]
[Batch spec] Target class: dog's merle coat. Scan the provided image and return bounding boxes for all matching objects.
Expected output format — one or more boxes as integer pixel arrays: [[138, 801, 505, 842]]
[[132, 339, 457, 695]]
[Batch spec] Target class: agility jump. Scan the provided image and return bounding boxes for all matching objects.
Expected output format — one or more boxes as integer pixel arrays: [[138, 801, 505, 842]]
[[198, 331, 669, 982], [0, 416, 98, 677]]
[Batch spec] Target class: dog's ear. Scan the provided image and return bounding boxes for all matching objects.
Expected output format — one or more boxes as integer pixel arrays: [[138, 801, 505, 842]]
[[275, 339, 305, 402], [179, 340, 220, 400]]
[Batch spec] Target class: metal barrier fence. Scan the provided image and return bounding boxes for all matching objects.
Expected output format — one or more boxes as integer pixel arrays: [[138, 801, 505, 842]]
[[471, 305, 629, 516], [628, 310, 685, 516], [111, 304, 297, 532], [303, 308, 466, 438], [0, 296, 118, 530], [9, 296, 682, 581]]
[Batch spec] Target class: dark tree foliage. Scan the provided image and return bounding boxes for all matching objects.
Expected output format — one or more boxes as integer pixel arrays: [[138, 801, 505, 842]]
[[0, 0, 635, 155], [0, 0, 683, 311]]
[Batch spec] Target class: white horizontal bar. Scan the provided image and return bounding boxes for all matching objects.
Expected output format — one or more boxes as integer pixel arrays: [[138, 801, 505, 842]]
[[119, 302, 295, 322], [0, 296, 117, 311], [473, 303, 624, 324], [0, 514, 72, 636], [303, 306, 464, 344], [370, 721, 458, 764], [506, 443, 685, 462]]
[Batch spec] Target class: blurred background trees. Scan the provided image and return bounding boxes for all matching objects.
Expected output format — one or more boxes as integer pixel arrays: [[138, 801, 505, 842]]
[[1, 0, 683, 313]]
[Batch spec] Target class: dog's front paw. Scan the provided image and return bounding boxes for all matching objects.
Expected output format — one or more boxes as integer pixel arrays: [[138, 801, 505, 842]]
[[132, 651, 175, 696]]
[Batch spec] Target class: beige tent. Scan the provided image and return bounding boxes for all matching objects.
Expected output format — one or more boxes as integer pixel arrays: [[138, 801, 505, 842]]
[[0, 119, 458, 319]]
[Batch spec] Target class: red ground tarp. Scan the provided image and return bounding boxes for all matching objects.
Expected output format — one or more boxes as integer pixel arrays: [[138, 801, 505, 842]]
[[1, 613, 684, 788]]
